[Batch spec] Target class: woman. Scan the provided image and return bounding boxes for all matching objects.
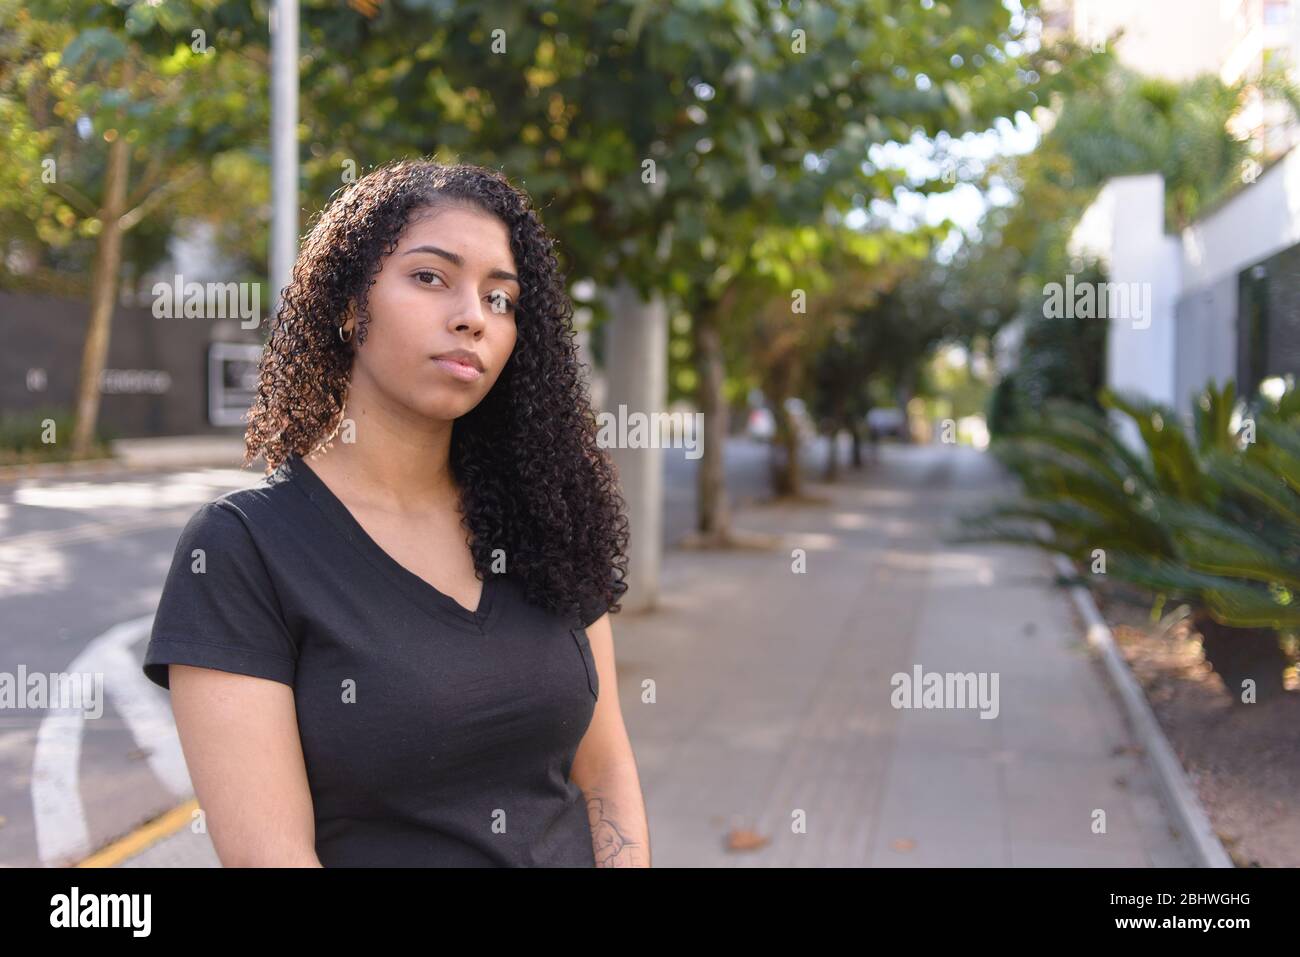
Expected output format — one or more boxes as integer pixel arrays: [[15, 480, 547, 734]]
[[142, 159, 649, 867]]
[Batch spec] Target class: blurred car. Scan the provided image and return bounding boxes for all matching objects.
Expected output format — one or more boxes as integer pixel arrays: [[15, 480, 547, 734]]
[[866, 407, 906, 439], [747, 406, 775, 440], [784, 397, 818, 443], [746, 399, 818, 443]]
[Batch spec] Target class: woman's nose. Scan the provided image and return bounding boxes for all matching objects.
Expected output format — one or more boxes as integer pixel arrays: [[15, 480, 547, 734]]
[[448, 293, 488, 335]]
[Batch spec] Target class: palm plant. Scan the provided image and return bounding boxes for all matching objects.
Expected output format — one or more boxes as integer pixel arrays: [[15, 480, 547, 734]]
[[958, 379, 1299, 701]]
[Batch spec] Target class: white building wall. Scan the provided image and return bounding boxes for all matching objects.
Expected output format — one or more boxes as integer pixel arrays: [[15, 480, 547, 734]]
[[1069, 174, 1181, 409], [1071, 148, 1300, 422], [1180, 147, 1300, 291], [1071, 0, 1228, 82]]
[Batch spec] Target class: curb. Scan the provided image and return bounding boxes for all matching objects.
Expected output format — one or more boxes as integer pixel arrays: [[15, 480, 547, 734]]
[[1052, 554, 1234, 868], [77, 799, 200, 868]]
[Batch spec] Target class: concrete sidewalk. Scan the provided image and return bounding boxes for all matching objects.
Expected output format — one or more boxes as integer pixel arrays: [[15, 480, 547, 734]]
[[108, 442, 1191, 866], [618, 442, 1190, 866]]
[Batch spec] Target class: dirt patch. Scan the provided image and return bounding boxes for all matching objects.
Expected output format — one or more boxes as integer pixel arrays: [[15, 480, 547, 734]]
[[1088, 578, 1300, 867]]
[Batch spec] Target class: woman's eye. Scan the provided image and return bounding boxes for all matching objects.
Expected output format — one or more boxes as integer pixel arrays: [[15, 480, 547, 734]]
[[486, 291, 516, 314], [414, 270, 444, 287]]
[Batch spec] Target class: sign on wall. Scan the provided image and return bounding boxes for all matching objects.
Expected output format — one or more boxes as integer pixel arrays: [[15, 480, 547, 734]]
[[207, 342, 263, 427]]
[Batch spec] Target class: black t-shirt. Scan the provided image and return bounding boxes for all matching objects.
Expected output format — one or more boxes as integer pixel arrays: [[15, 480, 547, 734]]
[[142, 452, 608, 867]]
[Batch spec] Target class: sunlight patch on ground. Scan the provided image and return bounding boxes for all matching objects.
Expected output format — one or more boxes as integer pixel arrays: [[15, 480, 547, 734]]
[[13, 469, 257, 512]]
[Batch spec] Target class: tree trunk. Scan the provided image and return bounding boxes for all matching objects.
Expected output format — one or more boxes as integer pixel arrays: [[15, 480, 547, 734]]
[[71, 129, 130, 458], [849, 421, 863, 468], [769, 396, 801, 497], [781, 413, 800, 496], [693, 305, 730, 537], [765, 350, 801, 497], [895, 370, 914, 445], [823, 429, 840, 481], [1193, 610, 1289, 703]]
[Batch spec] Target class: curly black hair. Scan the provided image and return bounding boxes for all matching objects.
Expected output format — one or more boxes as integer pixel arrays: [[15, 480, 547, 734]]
[[243, 158, 629, 627]]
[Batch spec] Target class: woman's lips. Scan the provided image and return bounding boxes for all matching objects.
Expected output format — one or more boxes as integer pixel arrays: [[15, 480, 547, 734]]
[[432, 357, 484, 382]]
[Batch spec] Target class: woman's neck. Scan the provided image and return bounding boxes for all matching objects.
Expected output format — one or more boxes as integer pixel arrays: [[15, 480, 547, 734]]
[[307, 389, 459, 514]]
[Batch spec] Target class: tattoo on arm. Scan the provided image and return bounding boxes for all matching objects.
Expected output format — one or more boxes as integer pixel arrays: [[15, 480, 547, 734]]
[[585, 796, 647, 867]]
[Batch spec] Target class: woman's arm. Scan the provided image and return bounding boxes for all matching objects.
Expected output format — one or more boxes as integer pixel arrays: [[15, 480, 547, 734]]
[[570, 613, 650, 867], [169, 664, 323, 867]]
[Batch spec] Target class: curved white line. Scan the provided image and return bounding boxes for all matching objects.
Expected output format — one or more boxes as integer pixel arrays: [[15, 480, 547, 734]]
[[32, 615, 186, 866]]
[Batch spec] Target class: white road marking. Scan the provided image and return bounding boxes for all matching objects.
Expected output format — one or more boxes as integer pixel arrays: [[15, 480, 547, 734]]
[[31, 711, 89, 867], [31, 615, 189, 867]]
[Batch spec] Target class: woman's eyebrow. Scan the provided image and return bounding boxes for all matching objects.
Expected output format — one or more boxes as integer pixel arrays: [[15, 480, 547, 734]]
[[401, 244, 519, 283]]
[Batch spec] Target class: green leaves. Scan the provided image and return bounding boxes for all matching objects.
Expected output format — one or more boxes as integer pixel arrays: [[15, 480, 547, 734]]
[[1256, 416, 1300, 494], [60, 28, 126, 73], [1105, 553, 1300, 629], [1204, 448, 1300, 530], [1101, 388, 1207, 503], [1, 0, 271, 290], [961, 380, 1300, 631], [1192, 378, 1237, 454]]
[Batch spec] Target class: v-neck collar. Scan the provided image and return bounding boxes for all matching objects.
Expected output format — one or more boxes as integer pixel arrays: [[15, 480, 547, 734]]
[[281, 452, 503, 635]]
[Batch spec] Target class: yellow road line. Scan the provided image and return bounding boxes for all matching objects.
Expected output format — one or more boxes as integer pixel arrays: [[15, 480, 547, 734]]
[[76, 799, 200, 868]]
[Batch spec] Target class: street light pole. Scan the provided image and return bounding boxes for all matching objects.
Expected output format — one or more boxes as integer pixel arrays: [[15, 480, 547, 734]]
[[269, 0, 299, 322]]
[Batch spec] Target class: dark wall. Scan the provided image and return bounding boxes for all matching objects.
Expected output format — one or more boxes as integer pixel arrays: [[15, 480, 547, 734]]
[[1238, 243, 1300, 397], [0, 290, 261, 439]]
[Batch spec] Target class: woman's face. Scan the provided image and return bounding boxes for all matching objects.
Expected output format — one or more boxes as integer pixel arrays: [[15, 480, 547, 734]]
[[348, 203, 520, 423]]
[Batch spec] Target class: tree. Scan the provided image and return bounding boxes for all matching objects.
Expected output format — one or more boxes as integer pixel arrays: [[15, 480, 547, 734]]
[[284, 0, 1060, 542], [747, 228, 930, 495], [0, 0, 268, 456]]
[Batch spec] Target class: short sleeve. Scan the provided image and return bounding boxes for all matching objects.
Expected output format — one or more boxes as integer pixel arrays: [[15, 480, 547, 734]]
[[142, 501, 299, 690], [576, 580, 614, 630]]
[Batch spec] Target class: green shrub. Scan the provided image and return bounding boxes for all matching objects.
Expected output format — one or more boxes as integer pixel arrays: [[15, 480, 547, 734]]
[[959, 378, 1299, 700], [0, 407, 113, 464]]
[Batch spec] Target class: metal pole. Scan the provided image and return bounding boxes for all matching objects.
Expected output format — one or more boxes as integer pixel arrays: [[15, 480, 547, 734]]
[[270, 0, 299, 322]]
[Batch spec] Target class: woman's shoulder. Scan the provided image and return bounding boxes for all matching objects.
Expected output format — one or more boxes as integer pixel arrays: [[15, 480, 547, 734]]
[[177, 460, 306, 546], [146, 466, 305, 691], [204, 458, 304, 518]]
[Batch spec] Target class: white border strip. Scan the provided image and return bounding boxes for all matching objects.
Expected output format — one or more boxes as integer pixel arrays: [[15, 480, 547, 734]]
[[1052, 554, 1234, 868]]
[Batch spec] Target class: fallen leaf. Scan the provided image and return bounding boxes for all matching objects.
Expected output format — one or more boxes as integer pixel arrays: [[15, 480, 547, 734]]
[[726, 828, 769, 851]]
